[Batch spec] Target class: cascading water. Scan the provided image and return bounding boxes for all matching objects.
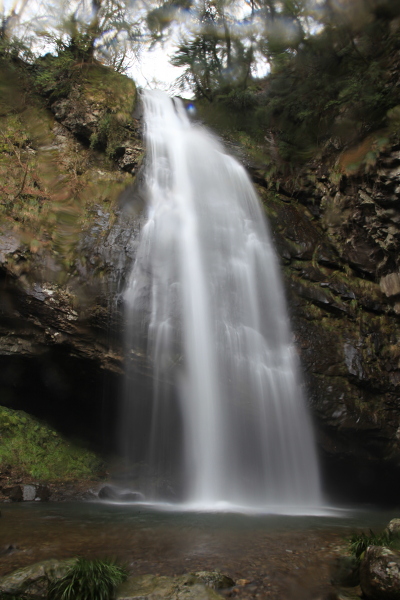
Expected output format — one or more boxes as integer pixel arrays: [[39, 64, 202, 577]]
[[122, 89, 323, 512]]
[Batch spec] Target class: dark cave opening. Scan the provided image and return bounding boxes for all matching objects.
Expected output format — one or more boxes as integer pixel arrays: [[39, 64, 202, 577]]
[[0, 348, 121, 456]]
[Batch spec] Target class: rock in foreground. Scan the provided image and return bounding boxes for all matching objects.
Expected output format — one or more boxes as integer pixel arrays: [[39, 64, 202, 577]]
[[0, 558, 77, 598], [360, 546, 400, 599], [116, 572, 234, 600], [387, 520, 400, 536]]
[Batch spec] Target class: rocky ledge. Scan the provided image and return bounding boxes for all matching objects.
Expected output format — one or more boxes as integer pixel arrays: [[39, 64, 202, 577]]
[[254, 137, 400, 503]]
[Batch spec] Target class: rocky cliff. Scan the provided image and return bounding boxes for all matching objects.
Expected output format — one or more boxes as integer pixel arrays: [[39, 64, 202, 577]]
[[2, 52, 400, 503], [0, 55, 144, 462], [256, 136, 400, 503]]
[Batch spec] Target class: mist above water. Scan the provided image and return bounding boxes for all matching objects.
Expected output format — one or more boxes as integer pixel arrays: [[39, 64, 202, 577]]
[[122, 89, 322, 512]]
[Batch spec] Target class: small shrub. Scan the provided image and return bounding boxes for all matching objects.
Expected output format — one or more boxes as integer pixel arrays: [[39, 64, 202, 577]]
[[33, 51, 76, 99], [218, 88, 259, 111], [47, 558, 127, 600], [348, 529, 400, 559]]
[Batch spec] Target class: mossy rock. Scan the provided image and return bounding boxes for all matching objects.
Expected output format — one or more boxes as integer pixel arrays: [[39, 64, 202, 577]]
[[81, 64, 137, 117], [47, 60, 137, 159], [0, 558, 77, 599]]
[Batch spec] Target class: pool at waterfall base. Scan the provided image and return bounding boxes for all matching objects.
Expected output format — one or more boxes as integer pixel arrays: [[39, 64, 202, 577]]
[[0, 502, 398, 599]]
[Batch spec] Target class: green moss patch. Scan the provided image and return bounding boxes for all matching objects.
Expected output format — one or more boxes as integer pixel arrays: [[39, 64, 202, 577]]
[[0, 407, 103, 480], [0, 58, 139, 276]]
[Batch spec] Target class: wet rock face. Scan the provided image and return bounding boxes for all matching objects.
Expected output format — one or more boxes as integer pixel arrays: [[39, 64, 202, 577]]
[[0, 199, 145, 450], [259, 141, 400, 503]]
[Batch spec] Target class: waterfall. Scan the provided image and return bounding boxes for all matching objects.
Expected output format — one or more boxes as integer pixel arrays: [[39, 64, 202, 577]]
[[122, 89, 322, 511]]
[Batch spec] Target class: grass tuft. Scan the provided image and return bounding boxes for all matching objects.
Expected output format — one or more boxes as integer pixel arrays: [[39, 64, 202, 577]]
[[348, 529, 400, 558], [47, 557, 127, 600]]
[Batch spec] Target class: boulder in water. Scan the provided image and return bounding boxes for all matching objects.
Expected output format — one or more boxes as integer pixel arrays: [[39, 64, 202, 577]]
[[98, 485, 143, 502], [119, 491, 143, 502], [387, 520, 400, 536], [191, 571, 235, 589], [22, 485, 36, 501], [116, 573, 231, 600], [360, 546, 400, 599], [3, 485, 23, 502]]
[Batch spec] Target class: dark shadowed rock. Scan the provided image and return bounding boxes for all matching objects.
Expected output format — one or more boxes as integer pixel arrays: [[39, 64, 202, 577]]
[[0, 544, 19, 556], [35, 485, 51, 502], [98, 485, 143, 502], [331, 555, 360, 587], [3, 485, 23, 502]]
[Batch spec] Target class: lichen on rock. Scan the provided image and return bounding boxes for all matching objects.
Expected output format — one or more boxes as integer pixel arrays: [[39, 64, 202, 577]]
[[360, 546, 400, 600]]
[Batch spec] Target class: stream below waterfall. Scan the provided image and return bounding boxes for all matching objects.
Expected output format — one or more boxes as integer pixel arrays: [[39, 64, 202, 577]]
[[1, 503, 398, 599]]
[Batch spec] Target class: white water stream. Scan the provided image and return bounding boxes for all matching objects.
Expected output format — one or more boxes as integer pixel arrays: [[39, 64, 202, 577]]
[[123, 89, 322, 512]]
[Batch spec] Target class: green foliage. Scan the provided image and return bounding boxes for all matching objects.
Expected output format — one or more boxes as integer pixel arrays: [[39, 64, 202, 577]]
[[84, 66, 136, 157], [90, 113, 112, 150], [172, 36, 225, 100], [217, 87, 259, 110], [32, 49, 136, 163], [0, 35, 34, 63], [0, 115, 29, 153], [47, 558, 127, 600], [0, 407, 103, 480], [195, 5, 400, 172], [33, 51, 77, 99], [348, 529, 400, 558]]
